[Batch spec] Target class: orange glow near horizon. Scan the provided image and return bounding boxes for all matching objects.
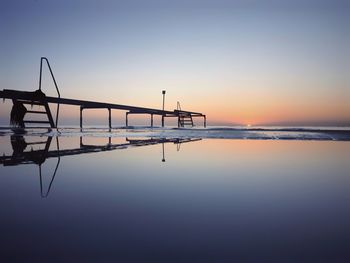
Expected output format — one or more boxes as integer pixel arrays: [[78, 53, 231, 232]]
[[190, 88, 350, 126]]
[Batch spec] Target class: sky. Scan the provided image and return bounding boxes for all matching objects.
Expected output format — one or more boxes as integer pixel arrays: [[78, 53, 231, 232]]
[[1, 0, 349, 126]]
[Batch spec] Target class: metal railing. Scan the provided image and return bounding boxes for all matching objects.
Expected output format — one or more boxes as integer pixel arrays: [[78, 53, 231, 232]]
[[38, 57, 61, 128], [177, 101, 182, 111]]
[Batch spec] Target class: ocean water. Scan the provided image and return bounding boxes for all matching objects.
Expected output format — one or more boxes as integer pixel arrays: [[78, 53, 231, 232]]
[[1, 127, 349, 262], [1, 125, 350, 140]]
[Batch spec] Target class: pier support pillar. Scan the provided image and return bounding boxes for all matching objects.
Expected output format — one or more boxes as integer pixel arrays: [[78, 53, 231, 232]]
[[126, 112, 129, 127], [151, 114, 154, 127], [161, 115, 164, 127], [108, 108, 111, 129], [204, 115, 206, 128], [80, 107, 83, 129]]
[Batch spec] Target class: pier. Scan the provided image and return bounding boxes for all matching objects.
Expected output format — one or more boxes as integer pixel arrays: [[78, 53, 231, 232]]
[[0, 57, 206, 129]]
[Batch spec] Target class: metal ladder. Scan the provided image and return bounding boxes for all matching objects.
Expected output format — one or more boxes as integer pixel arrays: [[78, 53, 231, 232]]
[[177, 102, 194, 127], [15, 98, 55, 128], [18, 57, 61, 129], [178, 113, 194, 127]]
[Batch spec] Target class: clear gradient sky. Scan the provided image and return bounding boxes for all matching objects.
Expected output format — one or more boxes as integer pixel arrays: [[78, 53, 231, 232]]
[[1, 0, 349, 126]]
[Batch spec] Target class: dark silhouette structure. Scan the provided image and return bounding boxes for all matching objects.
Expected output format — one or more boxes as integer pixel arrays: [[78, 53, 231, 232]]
[[0, 135, 201, 197], [0, 57, 206, 129]]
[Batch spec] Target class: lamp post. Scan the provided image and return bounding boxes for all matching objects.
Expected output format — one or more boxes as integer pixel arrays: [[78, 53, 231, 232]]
[[162, 90, 166, 111], [161, 90, 166, 127]]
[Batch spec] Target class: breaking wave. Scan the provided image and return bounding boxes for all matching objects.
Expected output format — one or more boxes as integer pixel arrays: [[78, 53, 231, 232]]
[[1, 126, 350, 141]]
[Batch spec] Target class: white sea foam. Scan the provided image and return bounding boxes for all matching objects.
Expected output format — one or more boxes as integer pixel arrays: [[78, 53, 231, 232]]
[[1, 126, 349, 141]]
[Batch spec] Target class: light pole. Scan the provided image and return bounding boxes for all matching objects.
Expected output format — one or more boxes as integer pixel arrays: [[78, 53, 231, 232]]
[[162, 90, 166, 111], [162, 90, 166, 127]]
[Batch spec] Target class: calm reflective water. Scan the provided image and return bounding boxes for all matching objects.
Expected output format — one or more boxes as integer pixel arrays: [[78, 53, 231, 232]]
[[1, 134, 349, 262]]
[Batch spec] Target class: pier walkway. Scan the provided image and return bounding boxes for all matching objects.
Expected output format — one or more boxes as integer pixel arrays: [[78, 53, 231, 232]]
[[0, 89, 206, 128], [0, 57, 206, 129]]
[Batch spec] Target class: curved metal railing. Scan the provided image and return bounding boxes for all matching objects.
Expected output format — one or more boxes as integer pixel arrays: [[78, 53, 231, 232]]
[[38, 57, 61, 128]]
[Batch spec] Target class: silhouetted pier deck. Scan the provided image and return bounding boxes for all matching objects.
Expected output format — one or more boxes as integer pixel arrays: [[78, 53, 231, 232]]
[[0, 89, 206, 128], [0, 57, 206, 129]]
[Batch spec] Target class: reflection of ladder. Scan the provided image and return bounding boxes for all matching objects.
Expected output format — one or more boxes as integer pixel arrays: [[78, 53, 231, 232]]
[[14, 98, 55, 128], [178, 113, 193, 127]]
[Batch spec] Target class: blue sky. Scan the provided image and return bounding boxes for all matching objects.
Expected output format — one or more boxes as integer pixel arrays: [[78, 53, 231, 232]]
[[1, 0, 349, 126]]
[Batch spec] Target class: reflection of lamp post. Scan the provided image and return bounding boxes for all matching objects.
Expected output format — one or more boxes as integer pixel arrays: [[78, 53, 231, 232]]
[[162, 143, 165, 162], [162, 90, 166, 127]]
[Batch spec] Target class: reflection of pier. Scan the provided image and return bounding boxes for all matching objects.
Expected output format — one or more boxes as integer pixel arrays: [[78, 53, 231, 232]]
[[0, 136, 201, 197], [0, 136, 201, 166]]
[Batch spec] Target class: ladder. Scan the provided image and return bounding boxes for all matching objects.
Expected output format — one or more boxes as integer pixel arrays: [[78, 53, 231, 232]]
[[13, 57, 60, 129], [13, 97, 55, 128], [176, 102, 194, 127], [178, 113, 194, 127]]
